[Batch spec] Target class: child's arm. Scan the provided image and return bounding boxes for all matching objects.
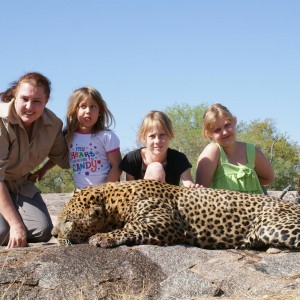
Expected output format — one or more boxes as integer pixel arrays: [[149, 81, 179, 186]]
[[180, 169, 200, 188], [254, 147, 275, 186], [106, 150, 122, 182], [28, 160, 56, 183], [125, 173, 136, 181], [195, 143, 219, 187]]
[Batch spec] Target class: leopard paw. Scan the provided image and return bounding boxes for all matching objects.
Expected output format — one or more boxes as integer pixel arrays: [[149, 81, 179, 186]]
[[89, 235, 116, 248]]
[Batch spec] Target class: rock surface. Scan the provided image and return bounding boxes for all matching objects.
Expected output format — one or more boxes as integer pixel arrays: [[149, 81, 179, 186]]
[[0, 191, 300, 300]]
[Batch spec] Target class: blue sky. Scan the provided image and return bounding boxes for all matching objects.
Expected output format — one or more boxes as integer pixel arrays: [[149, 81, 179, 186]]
[[1, 1, 299, 152]]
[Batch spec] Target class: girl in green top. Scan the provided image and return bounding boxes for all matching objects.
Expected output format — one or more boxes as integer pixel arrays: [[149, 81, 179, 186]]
[[195, 103, 274, 194]]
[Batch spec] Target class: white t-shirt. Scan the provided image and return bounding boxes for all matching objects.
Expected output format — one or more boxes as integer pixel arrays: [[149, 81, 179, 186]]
[[69, 130, 120, 189]]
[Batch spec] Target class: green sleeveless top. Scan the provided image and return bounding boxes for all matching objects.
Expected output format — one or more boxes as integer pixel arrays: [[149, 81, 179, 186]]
[[211, 143, 263, 194]]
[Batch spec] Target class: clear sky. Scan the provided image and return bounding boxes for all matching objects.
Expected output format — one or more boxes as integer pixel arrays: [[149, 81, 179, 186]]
[[1, 0, 299, 151]]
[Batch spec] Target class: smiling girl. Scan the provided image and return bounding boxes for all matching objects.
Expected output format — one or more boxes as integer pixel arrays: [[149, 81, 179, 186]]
[[120, 110, 198, 187], [195, 103, 274, 194]]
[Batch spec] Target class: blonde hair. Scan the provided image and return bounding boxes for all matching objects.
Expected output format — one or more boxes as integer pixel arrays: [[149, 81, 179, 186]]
[[202, 103, 236, 140], [66, 86, 115, 143], [138, 111, 174, 144]]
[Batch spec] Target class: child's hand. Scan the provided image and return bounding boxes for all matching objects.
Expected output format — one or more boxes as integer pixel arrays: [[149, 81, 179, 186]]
[[185, 182, 203, 188]]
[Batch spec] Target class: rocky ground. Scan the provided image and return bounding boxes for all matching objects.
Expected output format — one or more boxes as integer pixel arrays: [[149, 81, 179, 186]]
[[0, 191, 299, 300]]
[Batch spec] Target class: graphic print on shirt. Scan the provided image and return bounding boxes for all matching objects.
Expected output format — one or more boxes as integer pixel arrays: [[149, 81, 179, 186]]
[[69, 131, 120, 189], [70, 142, 103, 176]]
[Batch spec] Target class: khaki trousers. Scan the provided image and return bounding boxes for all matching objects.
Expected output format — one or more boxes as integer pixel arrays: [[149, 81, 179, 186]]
[[0, 192, 53, 246]]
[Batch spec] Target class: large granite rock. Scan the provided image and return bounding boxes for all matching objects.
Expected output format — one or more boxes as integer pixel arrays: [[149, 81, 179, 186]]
[[1, 244, 300, 299], [0, 192, 299, 300]]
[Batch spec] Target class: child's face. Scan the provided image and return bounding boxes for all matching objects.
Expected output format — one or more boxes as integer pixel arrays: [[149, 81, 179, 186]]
[[145, 125, 170, 156], [76, 97, 100, 133], [209, 116, 236, 146]]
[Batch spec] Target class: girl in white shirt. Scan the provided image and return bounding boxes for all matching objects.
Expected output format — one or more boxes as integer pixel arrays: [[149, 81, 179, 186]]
[[66, 87, 122, 189]]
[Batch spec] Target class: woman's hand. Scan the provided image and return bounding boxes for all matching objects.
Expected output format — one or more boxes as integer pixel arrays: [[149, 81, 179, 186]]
[[28, 168, 47, 182], [28, 160, 56, 183], [7, 222, 28, 248], [0, 181, 28, 249]]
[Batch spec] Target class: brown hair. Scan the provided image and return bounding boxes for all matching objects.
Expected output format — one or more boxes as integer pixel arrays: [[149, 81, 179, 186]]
[[0, 72, 51, 103], [138, 110, 174, 144], [0, 85, 16, 103], [202, 103, 236, 140], [66, 86, 115, 143]]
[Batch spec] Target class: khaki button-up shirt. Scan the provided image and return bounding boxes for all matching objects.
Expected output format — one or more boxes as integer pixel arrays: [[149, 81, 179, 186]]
[[0, 99, 69, 197]]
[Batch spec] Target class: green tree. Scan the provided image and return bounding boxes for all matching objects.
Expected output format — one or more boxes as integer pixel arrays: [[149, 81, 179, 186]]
[[237, 119, 299, 190], [165, 103, 208, 177], [35, 165, 74, 193]]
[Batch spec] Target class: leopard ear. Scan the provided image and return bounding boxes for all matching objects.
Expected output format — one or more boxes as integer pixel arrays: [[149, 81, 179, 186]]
[[89, 206, 103, 219]]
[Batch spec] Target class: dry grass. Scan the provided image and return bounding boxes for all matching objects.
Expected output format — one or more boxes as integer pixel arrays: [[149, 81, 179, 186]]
[[73, 281, 147, 300], [110, 282, 146, 300]]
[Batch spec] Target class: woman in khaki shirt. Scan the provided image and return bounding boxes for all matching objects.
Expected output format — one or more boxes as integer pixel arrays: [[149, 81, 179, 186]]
[[0, 72, 69, 249]]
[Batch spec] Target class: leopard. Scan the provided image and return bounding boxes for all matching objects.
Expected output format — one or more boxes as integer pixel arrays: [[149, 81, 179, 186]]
[[52, 179, 300, 250]]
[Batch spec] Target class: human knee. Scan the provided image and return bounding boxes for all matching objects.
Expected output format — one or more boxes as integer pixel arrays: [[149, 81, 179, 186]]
[[19, 193, 53, 243], [0, 216, 9, 246], [0, 229, 9, 246], [27, 222, 53, 243], [37, 226, 53, 242], [144, 162, 166, 182]]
